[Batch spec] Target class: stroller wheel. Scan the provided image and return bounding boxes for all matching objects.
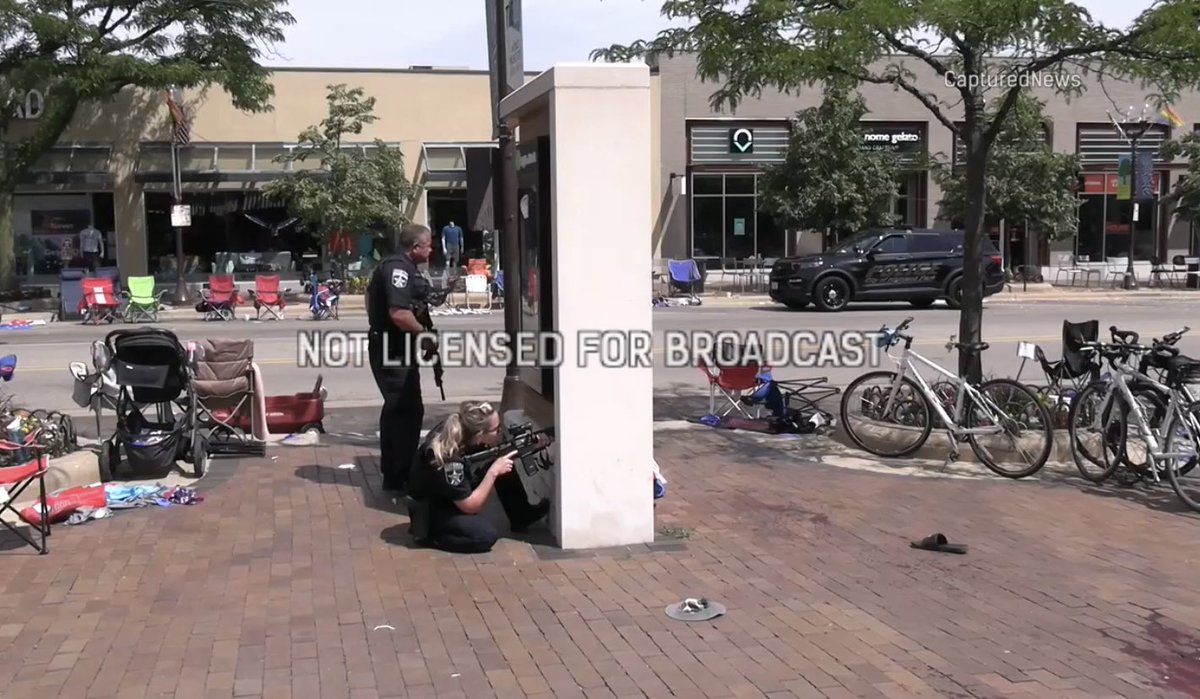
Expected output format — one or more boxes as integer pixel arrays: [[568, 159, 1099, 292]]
[[301, 422, 324, 435], [98, 439, 118, 482], [192, 432, 209, 478]]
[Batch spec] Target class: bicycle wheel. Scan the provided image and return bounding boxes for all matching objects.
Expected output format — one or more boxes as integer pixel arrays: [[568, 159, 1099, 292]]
[[965, 378, 1054, 478], [1116, 385, 1169, 475], [1166, 400, 1200, 512], [840, 371, 933, 457], [1068, 381, 1124, 483]]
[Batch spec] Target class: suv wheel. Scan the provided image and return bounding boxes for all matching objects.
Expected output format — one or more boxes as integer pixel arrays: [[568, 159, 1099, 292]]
[[909, 299, 935, 309], [813, 276, 850, 312], [945, 277, 963, 309]]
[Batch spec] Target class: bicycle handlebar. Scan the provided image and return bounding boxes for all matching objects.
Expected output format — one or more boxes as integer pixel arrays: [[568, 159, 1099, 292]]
[[876, 316, 916, 349], [1109, 326, 1140, 345]]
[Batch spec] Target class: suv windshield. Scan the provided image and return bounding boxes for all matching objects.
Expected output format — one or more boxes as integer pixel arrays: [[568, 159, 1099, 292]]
[[831, 230, 882, 254]]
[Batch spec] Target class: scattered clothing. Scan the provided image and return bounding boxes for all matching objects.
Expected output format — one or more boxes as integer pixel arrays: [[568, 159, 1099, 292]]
[[66, 507, 112, 525], [653, 294, 702, 307], [104, 484, 203, 509]]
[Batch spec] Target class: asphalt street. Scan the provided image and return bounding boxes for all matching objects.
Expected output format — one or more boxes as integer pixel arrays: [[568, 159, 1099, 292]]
[[5, 297, 1199, 437]]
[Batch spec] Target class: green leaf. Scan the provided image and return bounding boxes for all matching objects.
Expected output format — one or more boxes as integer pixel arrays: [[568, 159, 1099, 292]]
[[758, 85, 901, 239], [263, 84, 423, 241]]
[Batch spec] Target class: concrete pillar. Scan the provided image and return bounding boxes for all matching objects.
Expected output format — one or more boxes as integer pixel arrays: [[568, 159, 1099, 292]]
[[500, 64, 655, 550]]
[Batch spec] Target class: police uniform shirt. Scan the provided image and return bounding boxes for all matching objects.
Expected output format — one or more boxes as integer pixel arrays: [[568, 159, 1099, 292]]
[[410, 422, 474, 506], [367, 254, 428, 362]]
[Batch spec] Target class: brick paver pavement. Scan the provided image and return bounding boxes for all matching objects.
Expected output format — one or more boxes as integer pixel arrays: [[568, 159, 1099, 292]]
[[1, 427, 1199, 698]]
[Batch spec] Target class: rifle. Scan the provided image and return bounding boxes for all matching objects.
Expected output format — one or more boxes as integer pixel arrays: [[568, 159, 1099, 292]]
[[461, 423, 555, 484], [414, 299, 445, 400]]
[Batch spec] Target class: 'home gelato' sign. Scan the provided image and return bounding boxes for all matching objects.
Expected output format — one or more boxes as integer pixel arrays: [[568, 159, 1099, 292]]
[[7, 89, 45, 120], [861, 128, 922, 152]]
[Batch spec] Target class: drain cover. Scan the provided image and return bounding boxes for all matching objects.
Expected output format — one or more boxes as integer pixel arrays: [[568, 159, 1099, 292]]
[[665, 598, 726, 622]]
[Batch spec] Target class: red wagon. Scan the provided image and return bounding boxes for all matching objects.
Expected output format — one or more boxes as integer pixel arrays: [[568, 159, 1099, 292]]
[[219, 375, 328, 435]]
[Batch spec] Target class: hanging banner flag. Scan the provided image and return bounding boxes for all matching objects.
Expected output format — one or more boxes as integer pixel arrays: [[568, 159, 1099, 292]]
[[1135, 149, 1154, 202], [1116, 155, 1131, 201]]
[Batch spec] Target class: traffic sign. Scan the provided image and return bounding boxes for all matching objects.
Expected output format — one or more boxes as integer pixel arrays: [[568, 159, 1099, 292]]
[[729, 128, 754, 154]]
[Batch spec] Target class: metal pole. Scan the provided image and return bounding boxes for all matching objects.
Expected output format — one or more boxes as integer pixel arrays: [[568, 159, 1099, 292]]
[[1124, 135, 1139, 290], [493, 0, 523, 413], [170, 141, 188, 304]]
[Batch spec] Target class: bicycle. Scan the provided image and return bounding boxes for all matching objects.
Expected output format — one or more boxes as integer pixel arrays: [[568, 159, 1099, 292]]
[[1067, 326, 1191, 482], [840, 317, 1054, 478], [1067, 330, 1200, 504]]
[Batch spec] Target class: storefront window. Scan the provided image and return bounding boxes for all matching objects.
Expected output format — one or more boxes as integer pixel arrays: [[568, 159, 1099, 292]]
[[688, 172, 789, 260], [146, 191, 320, 279], [1075, 172, 1163, 262], [891, 172, 928, 227], [13, 192, 116, 277]]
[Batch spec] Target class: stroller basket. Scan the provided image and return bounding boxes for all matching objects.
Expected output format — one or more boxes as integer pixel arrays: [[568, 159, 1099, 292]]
[[112, 361, 171, 388], [121, 428, 181, 472]]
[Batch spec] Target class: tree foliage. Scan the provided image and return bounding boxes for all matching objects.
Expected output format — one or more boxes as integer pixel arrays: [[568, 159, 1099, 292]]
[[1160, 132, 1200, 222], [930, 92, 1081, 242], [758, 84, 900, 240], [0, 0, 294, 288], [264, 84, 421, 242], [592, 0, 1200, 380]]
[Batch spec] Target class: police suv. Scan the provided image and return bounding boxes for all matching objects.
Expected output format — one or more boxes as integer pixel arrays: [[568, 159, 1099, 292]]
[[768, 227, 1006, 312]]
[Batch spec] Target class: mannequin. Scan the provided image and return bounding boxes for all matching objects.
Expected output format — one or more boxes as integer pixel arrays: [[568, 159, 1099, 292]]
[[441, 220, 463, 272], [79, 219, 104, 270]]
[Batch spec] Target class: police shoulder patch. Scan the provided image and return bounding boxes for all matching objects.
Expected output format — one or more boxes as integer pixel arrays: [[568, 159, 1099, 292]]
[[391, 267, 409, 289], [444, 461, 465, 486]]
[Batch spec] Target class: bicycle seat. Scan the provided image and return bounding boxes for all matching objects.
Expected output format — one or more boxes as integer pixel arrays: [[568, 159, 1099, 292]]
[[952, 341, 990, 354]]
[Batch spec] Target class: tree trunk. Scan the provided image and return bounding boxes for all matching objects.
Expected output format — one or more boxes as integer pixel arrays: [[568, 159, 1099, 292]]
[[958, 130, 988, 383], [0, 191, 15, 293]]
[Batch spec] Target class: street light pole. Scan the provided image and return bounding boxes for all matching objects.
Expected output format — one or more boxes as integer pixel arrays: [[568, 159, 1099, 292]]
[[1113, 111, 1152, 290], [489, 0, 523, 412]]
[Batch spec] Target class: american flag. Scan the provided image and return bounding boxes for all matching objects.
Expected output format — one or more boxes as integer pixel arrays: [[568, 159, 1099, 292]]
[[164, 88, 190, 145]]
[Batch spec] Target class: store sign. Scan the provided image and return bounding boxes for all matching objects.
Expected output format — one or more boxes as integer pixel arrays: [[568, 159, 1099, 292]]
[[1081, 172, 1162, 195], [7, 89, 44, 120], [170, 205, 192, 228], [728, 128, 754, 154], [861, 128, 922, 152]]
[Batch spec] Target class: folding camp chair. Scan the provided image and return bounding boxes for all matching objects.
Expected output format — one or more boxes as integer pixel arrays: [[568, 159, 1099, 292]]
[[249, 274, 288, 320], [1016, 319, 1101, 398], [463, 274, 491, 311], [198, 275, 239, 321], [698, 345, 767, 418], [744, 371, 840, 433], [122, 275, 166, 323], [192, 339, 265, 456], [667, 259, 703, 298], [79, 277, 121, 324], [0, 438, 50, 554]]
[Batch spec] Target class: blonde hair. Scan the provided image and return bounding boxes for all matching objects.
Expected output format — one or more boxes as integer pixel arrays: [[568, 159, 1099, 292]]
[[430, 401, 497, 466]]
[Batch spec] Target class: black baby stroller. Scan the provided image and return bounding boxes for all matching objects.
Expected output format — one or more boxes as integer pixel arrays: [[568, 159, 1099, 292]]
[[95, 328, 208, 480]]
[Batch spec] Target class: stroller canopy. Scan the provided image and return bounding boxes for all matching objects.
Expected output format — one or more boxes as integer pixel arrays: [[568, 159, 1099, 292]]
[[104, 328, 189, 403]]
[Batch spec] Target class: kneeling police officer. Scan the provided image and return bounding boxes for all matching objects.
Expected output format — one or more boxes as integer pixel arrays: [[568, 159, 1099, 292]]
[[408, 401, 551, 553]]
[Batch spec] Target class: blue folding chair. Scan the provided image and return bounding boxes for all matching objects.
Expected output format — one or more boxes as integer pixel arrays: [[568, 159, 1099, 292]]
[[667, 259, 702, 297]]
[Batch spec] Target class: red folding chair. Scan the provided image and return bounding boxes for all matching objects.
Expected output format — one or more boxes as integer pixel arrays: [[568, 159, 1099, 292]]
[[0, 435, 50, 555], [698, 350, 769, 418], [199, 274, 239, 321], [78, 277, 121, 325], [250, 274, 288, 320]]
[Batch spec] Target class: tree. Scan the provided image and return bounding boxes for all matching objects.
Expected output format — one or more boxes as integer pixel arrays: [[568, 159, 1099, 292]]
[[0, 0, 294, 290], [930, 92, 1082, 244], [593, 0, 1200, 380], [264, 84, 422, 247], [758, 84, 900, 242], [1160, 132, 1200, 226]]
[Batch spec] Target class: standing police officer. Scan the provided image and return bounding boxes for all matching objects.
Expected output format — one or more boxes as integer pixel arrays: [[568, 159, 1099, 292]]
[[368, 223, 435, 492]]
